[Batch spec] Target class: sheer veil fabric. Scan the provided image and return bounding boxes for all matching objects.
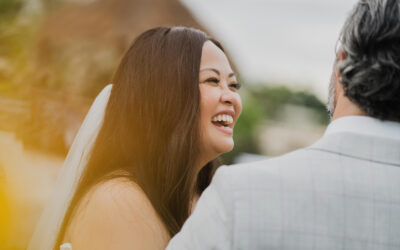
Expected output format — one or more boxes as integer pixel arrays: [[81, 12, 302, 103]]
[[28, 84, 113, 250]]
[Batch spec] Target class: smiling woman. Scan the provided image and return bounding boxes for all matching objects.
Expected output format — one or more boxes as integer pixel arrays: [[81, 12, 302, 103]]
[[29, 26, 241, 250], [198, 41, 242, 167]]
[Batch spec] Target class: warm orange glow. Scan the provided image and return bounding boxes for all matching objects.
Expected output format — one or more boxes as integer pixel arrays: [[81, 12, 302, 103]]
[[0, 182, 10, 247]]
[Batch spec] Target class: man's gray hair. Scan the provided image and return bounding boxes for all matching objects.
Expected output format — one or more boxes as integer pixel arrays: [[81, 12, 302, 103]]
[[338, 0, 400, 121]]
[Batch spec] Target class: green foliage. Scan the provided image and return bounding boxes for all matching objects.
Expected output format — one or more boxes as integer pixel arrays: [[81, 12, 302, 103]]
[[249, 84, 329, 125], [0, 0, 39, 97], [0, 0, 25, 57], [222, 83, 329, 164], [0, 0, 24, 21]]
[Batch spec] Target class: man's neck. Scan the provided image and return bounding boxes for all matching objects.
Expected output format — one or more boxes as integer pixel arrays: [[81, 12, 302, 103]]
[[331, 94, 366, 121]]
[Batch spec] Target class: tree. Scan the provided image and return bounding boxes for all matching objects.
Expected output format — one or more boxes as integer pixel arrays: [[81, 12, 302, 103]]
[[222, 84, 329, 164]]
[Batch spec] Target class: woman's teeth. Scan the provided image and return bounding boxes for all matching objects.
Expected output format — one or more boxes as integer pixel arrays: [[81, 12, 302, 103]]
[[211, 114, 233, 124]]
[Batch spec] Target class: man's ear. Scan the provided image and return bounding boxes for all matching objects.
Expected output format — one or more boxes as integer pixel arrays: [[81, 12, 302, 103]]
[[340, 49, 346, 61], [334, 49, 347, 96], [336, 49, 346, 80]]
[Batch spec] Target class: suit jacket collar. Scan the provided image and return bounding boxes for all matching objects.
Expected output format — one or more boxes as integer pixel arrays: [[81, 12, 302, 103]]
[[309, 129, 400, 168], [324, 115, 400, 140]]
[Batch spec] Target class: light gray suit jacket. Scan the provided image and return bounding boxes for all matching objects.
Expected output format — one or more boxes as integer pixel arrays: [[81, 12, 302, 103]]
[[167, 130, 400, 249]]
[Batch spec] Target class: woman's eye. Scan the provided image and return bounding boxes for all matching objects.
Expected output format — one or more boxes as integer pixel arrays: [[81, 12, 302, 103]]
[[230, 83, 241, 91], [206, 77, 220, 84]]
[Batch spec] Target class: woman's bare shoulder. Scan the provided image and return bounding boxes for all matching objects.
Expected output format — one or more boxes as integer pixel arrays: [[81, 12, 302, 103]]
[[88, 177, 151, 211], [64, 177, 170, 250]]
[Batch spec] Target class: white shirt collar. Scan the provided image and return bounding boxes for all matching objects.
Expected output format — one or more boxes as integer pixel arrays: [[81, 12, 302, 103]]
[[325, 115, 400, 140]]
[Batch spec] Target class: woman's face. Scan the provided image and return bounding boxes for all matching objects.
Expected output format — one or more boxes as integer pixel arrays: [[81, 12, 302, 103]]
[[199, 41, 242, 163]]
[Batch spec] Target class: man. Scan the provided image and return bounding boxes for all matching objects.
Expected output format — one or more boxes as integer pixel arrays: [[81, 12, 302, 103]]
[[167, 0, 400, 249]]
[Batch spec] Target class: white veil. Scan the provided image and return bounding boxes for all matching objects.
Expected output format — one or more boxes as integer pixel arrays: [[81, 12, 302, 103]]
[[28, 84, 113, 250]]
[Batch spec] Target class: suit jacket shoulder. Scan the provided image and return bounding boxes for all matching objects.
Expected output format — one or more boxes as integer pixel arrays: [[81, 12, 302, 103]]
[[220, 132, 400, 249], [168, 132, 400, 250]]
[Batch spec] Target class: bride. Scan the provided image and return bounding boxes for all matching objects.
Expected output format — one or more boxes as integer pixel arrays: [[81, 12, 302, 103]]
[[28, 26, 242, 250]]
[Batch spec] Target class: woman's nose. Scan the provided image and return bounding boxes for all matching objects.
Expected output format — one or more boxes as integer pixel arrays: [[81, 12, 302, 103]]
[[220, 88, 235, 105]]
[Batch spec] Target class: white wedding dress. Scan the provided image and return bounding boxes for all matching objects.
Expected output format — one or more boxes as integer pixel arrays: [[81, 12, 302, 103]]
[[28, 85, 113, 250]]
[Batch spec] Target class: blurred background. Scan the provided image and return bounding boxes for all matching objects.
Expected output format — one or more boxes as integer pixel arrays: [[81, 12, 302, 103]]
[[0, 0, 357, 248]]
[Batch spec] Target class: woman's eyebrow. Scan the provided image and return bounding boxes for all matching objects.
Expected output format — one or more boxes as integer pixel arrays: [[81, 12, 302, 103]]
[[200, 68, 220, 75], [200, 68, 237, 78]]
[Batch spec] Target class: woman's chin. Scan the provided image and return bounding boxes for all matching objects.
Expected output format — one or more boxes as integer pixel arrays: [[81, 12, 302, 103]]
[[202, 136, 234, 162], [215, 140, 234, 155]]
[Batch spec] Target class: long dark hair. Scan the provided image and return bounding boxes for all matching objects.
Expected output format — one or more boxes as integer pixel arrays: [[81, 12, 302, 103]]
[[56, 26, 224, 246]]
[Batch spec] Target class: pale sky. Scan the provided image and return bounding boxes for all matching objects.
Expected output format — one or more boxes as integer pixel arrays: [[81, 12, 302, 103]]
[[181, 0, 359, 99]]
